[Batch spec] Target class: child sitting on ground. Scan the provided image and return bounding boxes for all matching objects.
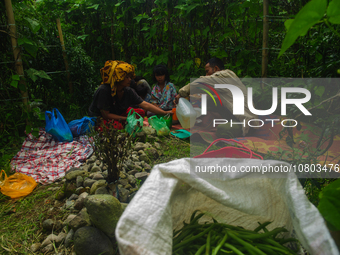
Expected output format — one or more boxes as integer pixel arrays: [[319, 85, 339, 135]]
[[150, 64, 177, 111]]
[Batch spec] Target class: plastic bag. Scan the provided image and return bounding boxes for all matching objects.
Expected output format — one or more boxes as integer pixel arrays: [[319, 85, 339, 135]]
[[0, 170, 38, 199], [176, 98, 197, 129], [68, 117, 96, 137], [116, 158, 339, 255], [125, 108, 143, 137], [148, 115, 170, 136], [45, 108, 73, 142]]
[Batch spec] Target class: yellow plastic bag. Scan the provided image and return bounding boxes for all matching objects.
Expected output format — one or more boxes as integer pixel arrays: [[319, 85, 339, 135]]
[[0, 170, 38, 199]]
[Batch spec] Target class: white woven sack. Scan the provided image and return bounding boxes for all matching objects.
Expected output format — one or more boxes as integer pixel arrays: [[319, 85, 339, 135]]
[[116, 158, 339, 255]]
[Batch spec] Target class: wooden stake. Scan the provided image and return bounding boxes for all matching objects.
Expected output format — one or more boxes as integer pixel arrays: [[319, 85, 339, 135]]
[[56, 18, 73, 94], [261, 0, 269, 87], [4, 0, 29, 109]]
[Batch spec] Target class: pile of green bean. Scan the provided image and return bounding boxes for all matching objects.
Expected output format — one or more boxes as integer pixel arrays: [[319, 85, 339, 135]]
[[172, 211, 299, 255]]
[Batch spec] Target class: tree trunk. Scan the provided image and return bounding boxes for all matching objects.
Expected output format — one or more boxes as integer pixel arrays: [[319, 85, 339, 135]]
[[56, 18, 73, 94], [4, 0, 29, 109]]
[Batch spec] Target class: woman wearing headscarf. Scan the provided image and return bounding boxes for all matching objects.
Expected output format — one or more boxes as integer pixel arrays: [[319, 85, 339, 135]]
[[89, 60, 172, 129]]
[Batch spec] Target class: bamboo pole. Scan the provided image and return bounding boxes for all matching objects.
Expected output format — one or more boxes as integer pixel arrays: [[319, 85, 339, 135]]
[[56, 18, 73, 94], [261, 0, 269, 87], [4, 0, 29, 109], [111, 16, 115, 60]]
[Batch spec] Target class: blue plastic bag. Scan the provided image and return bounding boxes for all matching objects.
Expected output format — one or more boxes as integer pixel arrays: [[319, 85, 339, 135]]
[[45, 108, 73, 142], [68, 117, 96, 137]]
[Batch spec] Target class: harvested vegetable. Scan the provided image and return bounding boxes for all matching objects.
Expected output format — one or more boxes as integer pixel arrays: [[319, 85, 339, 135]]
[[172, 210, 299, 255]]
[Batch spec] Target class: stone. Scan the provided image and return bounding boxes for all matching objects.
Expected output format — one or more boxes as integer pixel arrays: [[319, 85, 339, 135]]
[[68, 194, 79, 201], [56, 232, 67, 244], [69, 208, 91, 231], [118, 188, 129, 203], [76, 176, 84, 188], [64, 229, 74, 248], [64, 200, 75, 210], [139, 154, 150, 163], [85, 194, 122, 239], [128, 170, 139, 175], [121, 203, 128, 211], [154, 142, 161, 149], [135, 131, 146, 143], [135, 172, 148, 181], [55, 190, 65, 201], [145, 142, 152, 148], [118, 179, 128, 186], [63, 214, 77, 227], [42, 219, 55, 231], [83, 179, 96, 188], [30, 243, 41, 253], [41, 234, 58, 247], [75, 187, 86, 195], [134, 164, 143, 171], [102, 170, 108, 178], [86, 155, 97, 164], [124, 184, 132, 190], [144, 163, 152, 171], [90, 180, 107, 195], [41, 244, 53, 253], [127, 175, 136, 185], [93, 173, 104, 180], [74, 226, 114, 255], [74, 192, 89, 211], [134, 142, 146, 151], [64, 182, 77, 198], [119, 172, 126, 179], [47, 187, 60, 191], [137, 150, 144, 155], [85, 163, 94, 172], [95, 186, 109, 195], [131, 155, 139, 162], [146, 147, 159, 159], [91, 166, 102, 173], [65, 170, 87, 181], [147, 135, 157, 142]]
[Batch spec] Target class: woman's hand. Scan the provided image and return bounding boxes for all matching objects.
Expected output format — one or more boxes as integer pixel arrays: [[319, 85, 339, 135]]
[[139, 101, 173, 115]]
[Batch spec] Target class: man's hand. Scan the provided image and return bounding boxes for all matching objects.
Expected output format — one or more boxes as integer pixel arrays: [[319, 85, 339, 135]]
[[174, 94, 181, 105]]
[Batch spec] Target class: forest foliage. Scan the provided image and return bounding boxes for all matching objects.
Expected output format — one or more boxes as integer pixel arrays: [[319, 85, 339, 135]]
[[1, 0, 340, 167]]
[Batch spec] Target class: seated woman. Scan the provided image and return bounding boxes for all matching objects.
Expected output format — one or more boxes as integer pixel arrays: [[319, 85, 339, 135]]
[[88, 60, 172, 129], [150, 64, 177, 111]]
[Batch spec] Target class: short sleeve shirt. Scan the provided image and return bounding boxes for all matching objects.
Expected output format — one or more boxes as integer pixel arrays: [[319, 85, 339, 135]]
[[89, 84, 143, 116]]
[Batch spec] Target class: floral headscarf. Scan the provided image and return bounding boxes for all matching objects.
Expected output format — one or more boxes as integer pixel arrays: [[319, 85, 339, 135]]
[[100, 60, 135, 97]]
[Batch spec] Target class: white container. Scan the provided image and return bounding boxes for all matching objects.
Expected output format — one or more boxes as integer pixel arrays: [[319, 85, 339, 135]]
[[176, 98, 197, 129]]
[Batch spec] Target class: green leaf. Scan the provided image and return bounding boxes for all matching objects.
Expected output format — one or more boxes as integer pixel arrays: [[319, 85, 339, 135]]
[[18, 82, 26, 92], [327, 0, 340, 24], [17, 37, 34, 46], [314, 85, 325, 97], [316, 51, 323, 61], [24, 18, 40, 34], [318, 179, 340, 231], [27, 68, 52, 82], [202, 26, 210, 37], [12, 75, 20, 81], [23, 43, 38, 58], [77, 35, 88, 41], [26, 125, 32, 134], [87, 4, 99, 10], [10, 80, 18, 88], [279, 0, 327, 57], [284, 19, 294, 31], [115, 1, 125, 7], [39, 113, 45, 121]]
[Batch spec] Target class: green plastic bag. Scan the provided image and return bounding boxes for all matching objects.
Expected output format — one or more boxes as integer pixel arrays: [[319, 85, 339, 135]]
[[148, 115, 170, 136], [125, 109, 143, 137]]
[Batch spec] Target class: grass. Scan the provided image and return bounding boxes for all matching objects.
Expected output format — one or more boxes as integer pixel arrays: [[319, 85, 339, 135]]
[[0, 182, 70, 254]]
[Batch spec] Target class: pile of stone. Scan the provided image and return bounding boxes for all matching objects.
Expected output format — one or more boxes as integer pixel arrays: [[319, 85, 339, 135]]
[[30, 136, 164, 255]]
